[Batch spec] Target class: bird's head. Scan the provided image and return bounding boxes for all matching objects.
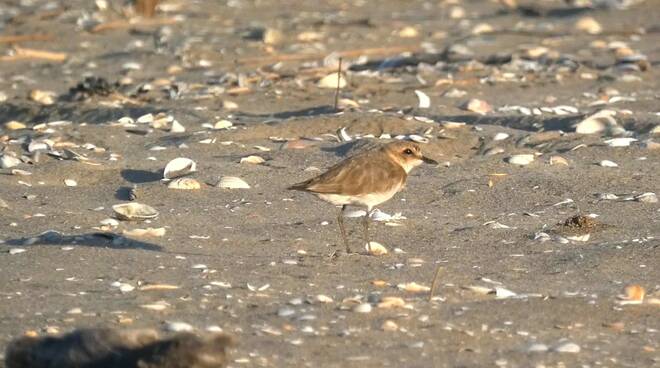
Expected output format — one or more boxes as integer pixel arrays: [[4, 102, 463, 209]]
[[384, 141, 437, 173]]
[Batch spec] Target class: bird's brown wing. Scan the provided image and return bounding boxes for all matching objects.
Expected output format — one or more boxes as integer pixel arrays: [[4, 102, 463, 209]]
[[289, 150, 406, 196]]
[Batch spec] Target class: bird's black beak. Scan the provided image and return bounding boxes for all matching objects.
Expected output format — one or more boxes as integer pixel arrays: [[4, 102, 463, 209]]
[[422, 156, 438, 165]]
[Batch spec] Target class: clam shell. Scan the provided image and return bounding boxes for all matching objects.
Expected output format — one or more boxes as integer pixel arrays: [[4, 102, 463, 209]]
[[167, 177, 201, 190], [240, 155, 265, 164], [112, 202, 159, 221], [163, 157, 196, 179], [218, 176, 250, 189], [506, 154, 535, 166], [366, 241, 388, 256]]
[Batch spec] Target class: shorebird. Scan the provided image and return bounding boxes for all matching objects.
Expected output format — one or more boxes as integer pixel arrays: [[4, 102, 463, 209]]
[[289, 140, 437, 254]]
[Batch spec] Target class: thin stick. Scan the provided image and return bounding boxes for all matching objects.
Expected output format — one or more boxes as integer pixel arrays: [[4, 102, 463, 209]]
[[429, 265, 442, 302], [333, 57, 342, 110]]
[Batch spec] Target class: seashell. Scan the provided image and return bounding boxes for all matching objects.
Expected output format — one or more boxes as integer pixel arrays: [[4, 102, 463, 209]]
[[140, 301, 170, 311], [163, 157, 196, 179], [337, 127, 352, 142], [123, 227, 166, 237], [506, 154, 535, 166], [100, 218, 119, 227], [353, 303, 372, 313], [574, 110, 617, 134], [397, 282, 431, 293], [29, 89, 55, 105], [381, 320, 399, 331], [634, 192, 657, 203], [599, 160, 618, 167], [1, 154, 22, 169], [136, 113, 154, 124], [317, 72, 347, 89], [9, 248, 26, 255], [316, 294, 334, 303], [575, 16, 602, 34], [554, 342, 581, 353], [165, 321, 194, 332], [461, 98, 492, 115], [240, 155, 265, 164], [493, 132, 509, 141], [463, 285, 493, 294], [112, 202, 159, 221], [297, 31, 324, 42], [337, 98, 359, 109], [527, 343, 549, 353], [5, 121, 26, 130], [414, 90, 430, 109], [217, 176, 250, 189], [604, 137, 637, 147], [28, 141, 50, 153], [64, 179, 77, 187], [397, 26, 419, 38], [366, 241, 388, 256], [377, 297, 405, 309], [169, 120, 185, 133], [549, 156, 569, 166], [247, 283, 270, 292], [494, 287, 517, 299], [472, 23, 494, 35], [407, 134, 429, 144], [212, 120, 233, 130], [622, 285, 645, 302], [263, 28, 284, 45], [566, 234, 590, 242], [111, 281, 135, 293], [167, 177, 201, 190], [139, 283, 179, 291]]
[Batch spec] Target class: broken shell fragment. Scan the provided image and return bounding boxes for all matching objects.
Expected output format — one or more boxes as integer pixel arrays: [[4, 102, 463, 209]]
[[461, 98, 492, 115], [599, 160, 618, 167], [604, 138, 637, 147], [366, 241, 388, 256], [397, 282, 431, 293], [377, 297, 406, 309], [634, 192, 657, 203], [123, 227, 166, 237], [506, 154, 535, 166], [64, 179, 78, 187], [163, 157, 196, 179], [167, 177, 201, 190], [112, 202, 159, 221], [575, 16, 602, 34], [414, 90, 430, 109], [29, 89, 56, 105], [1, 155, 22, 169], [217, 176, 250, 189], [240, 155, 265, 164], [549, 156, 569, 166]]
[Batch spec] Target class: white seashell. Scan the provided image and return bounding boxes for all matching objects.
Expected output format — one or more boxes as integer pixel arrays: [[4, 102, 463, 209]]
[[599, 160, 618, 167], [494, 287, 517, 299], [574, 110, 617, 134], [549, 156, 569, 166], [1, 155, 22, 169], [554, 342, 581, 353], [218, 176, 250, 189], [441, 121, 466, 129], [163, 157, 196, 179], [634, 192, 657, 203], [598, 193, 619, 200], [240, 155, 265, 164], [365, 241, 388, 256], [506, 154, 535, 166], [414, 90, 431, 109], [408, 134, 429, 143], [122, 62, 142, 71], [527, 343, 549, 353], [213, 120, 233, 130], [64, 179, 77, 187], [9, 248, 26, 255], [316, 294, 334, 303], [112, 202, 159, 221], [381, 320, 399, 331], [338, 127, 352, 142], [140, 301, 170, 311], [169, 120, 185, 133], [317, 72, 347, 89], [111, 281, 135, 293], [28, 141, 50, 153], [136, 113, 154, 124], [165, 321, 194, 332], [167, 177, 201, 190], [566, 234, 590, 242], [493, 132, 509, 141], [604, 137, 637, 147], [353, 303, 372, 313], [397, 282, 431, 293]]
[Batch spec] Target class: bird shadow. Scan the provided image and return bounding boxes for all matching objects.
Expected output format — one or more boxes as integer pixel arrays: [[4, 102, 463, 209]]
[[121, 169, 162, 184], [3, 231, 163, 252]]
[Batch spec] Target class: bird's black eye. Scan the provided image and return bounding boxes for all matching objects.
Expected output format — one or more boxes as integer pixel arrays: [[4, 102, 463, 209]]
[[403, 148, 413, 155]]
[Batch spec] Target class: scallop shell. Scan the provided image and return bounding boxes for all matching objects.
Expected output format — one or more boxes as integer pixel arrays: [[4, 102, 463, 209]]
[[217, 176, 250, 189], [167, 177, 201, 190], [112, 202, 159, 221], [163, 157, 196, 179], [366, 241, 388, 256]]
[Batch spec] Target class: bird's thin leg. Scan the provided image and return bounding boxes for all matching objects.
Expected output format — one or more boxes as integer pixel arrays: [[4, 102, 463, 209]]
[[362, 208, 371, 249], [337, 205, 350, 254]]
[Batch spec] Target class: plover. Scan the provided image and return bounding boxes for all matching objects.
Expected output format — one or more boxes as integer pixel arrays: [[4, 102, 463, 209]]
[[289, 140, 437, 254]]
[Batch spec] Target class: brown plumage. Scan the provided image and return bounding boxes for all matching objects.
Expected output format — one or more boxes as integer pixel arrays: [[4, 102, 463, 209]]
[[289, 141, 437, 254]]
